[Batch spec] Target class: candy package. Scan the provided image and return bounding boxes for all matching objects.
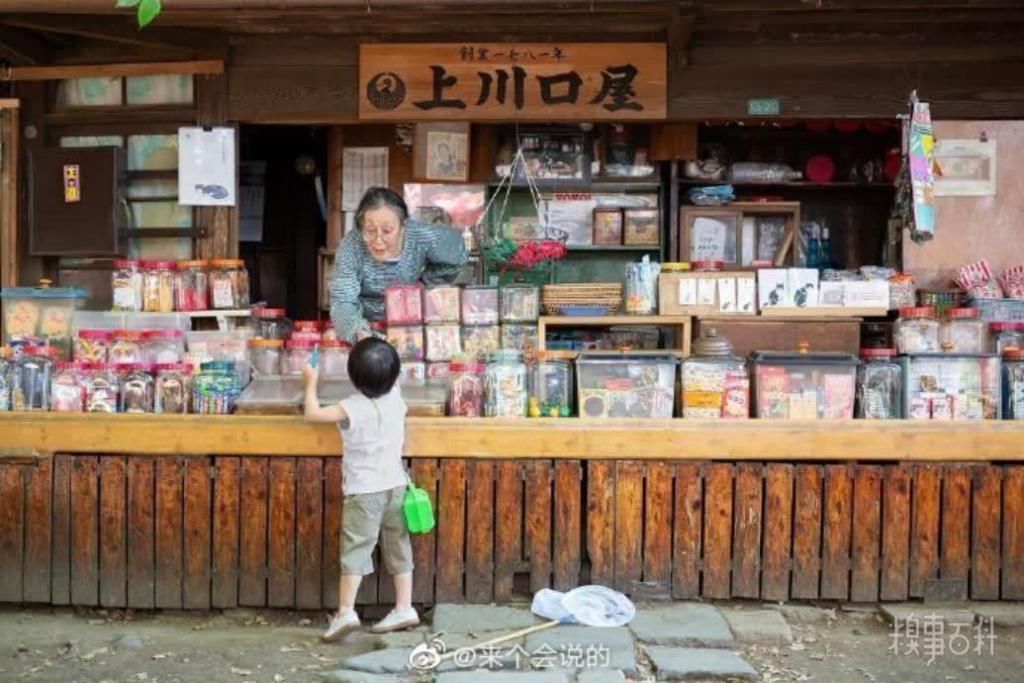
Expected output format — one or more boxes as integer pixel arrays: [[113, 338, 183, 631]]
[[424, 285, 462, 323], [399, 361, 426, 386], [999, 265, 1024, 299], [387, 325, 425, 360], [426, 361, 451, 386], [462, 324, 500, 360], [500, 285, 540, 322], [461, 286, 499, 325], [500, 324, 538, 356], [385, 284, 424, 325], [425, 324, 462, 362], [955, 259, 1002, 299]]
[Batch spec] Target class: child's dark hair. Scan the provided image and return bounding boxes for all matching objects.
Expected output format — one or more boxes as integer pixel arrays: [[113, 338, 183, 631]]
[[347, 337, 401, 399]]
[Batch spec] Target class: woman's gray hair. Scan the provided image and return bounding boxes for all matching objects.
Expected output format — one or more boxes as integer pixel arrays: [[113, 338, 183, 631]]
[[354, 186, 408, 230]]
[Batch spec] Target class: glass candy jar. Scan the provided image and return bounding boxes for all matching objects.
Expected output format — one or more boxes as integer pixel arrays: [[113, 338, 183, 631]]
[[143, 329, 184, 365], [484, 350, 528, 417], [209, 259, 249, 309], [528, 354, 573, 417], [111, 259, 143, 312], [253, 308, 292, 341], [175, 260, 209, 311], [74, 329, 113, 364], [0, 348, 12, 411], [117, 363, 154, 413], [321, 340, 350, 377], [249, 338, 284, 376], [284, 339, 316, 375], [1003, 349, 1024, 420], [448, 359, 485, 417], [155, 363, 192, 414], [991, 322, 1024, 355], [50, 361, 86, 412], [940, 308, 986, 354], [10, 345, 56, 411], [894, 307, 940, 354], [109, 330, 145, 364], [142, 260, 176, 313], [857, 348, 903, 419], [681, 328, 750, 419], [193, 361, 240, 414], [83, 363, 119, 413]]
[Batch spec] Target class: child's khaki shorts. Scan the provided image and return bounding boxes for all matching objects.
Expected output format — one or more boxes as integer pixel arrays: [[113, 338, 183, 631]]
[[341, 485, 414, 576]]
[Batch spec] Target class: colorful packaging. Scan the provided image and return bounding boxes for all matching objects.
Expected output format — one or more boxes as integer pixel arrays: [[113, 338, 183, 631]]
[[385, 285, 424, 325], [387, 325, 425, 361], [423, 285, 461, 323], [461, 286, 499, 325], [425, 324, 461, 362]]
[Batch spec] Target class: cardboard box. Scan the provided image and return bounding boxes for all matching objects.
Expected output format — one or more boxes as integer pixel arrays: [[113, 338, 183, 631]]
[[659, 271, 756, 316]]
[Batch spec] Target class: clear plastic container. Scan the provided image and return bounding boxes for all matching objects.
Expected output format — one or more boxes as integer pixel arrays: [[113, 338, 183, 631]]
[[485, 350, 528, 417], [576, 353, 677, 418], [117, 363, 155, 413], [462, 286, 500, 325], [902, 353, 1001, 420], [857, 348, 903, 419], [426, 361, 450, 387], [192, 361, 240, 414], [249, 338, 284, 376], [209, 259, 249, 309], [751, 349, 858, 419], [109, 330, 145, 364], [9, 346, 57, 411], [142, 260, 177, 313], [0, 348, 12, 410], [321, 322, 338, 343], [74, 329, 113, 364], [111, 259, 144, 312], [991, 322, 1024, 355], [501, 324, 538, 356], [386, 325, 424, 361], [425, 324, 461, 362], [154, 363, 192, 414], [894, 306, 940, 354], [1003, 349, 1024, 420], [940, 308, 986, 354], [253, 308, 292, 341], [0, 282, 87, 360], [528, 355, 573, 417], [462, 324, 500, 360], [385, 284, 424, 325], [143, 329, 184, 365], [283, 338, 316, 375], [292, 320, 322, 337], [681, 328, 749, 419], [399, 361, 426, 386], [83, 362, 119, 413], [321, 340, 350, 378], [424, 285, 461, 323], [501, 285, 540, 322], [448, 359, 485, 417], [175, 260, 209, 312], [50, 361, 86, 412]]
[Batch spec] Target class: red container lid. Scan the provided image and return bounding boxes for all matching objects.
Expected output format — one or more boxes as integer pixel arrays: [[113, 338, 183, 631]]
[[56, 360, 86, 370], [141, 260, 177, 270], [947, 307, 980, 319], [293, 320, 322, 332], [991, 322, 1024, 332], [112, 329, 145, 341], [291, 331, 322, 342], [449, 360, 485, 373], [286, 338, 318, 350], [112, 362, 152, 373], [323, 321, 335, 330], [154, 362, 194, 373], [899, 306, 936, 319], [320, 339, 350, 349], [78, 329, 114, 341], [23, 345, 59, 357], [142, 329, 184, 340], [253, 307, 286, 318], [113, 259, 141, 269], [860, 348, 896, 358], [805, 154, 837, 183], [805, 120, 833, 133], [1003, 348, 1024, 360]]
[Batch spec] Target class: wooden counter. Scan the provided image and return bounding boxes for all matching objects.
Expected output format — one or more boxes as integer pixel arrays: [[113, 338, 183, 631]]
[[3, 412, 1024, 460]]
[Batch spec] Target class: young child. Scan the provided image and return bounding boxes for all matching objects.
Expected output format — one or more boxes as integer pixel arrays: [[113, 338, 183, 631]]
[[303, 337, 418, 641]]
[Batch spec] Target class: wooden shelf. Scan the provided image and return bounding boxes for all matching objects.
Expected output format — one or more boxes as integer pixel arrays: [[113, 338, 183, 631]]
[[567, 245, 660, 252], [543, 349, 688, 360], [679, 179, 894, 190], [758, 307, 886, 318], [538, 315, 692, 357], [488, 179, 660, 192]]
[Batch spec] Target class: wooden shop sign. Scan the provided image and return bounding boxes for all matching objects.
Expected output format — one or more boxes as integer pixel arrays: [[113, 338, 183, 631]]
[[359, 43, 666, 121]]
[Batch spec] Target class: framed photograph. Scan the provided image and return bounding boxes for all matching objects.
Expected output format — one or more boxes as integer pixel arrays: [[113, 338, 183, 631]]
[[933, 138, 997, 196], [415, 122, 470, 182], [623, 208, 661, 246], [592, 207, 623, 245]]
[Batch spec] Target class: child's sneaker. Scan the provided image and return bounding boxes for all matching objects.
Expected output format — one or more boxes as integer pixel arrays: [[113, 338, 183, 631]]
[[370, 607, 419, 634], [322, 609, 360, 642]]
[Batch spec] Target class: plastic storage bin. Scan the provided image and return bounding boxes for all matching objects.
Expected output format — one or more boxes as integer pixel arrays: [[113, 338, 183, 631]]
[[894, 307, 940, 354], [175, 260, 209, 311], [425, 324, 461, 362], [576, 353, 677, 418], [484, 350, 528, 417], [9, 346, 58, 411], [448, 359, 485, 417], [249, 338, 284, 376], [528, 355, 573, 417], [320, 340, 350, 377], [109, 330, 145, 364], [50, 361, 86, 412], [143, 329, 184, 364], [940, 308, 986, 354], [901, 353, 1001, 420], [501, 285, 540, 322], [462, 286, 499, 325], [1002, 349, 1024, 419], [155, 363, 192, 414], [969, 297, 1024, 322], [385, 284, 424, 325], [387, 325, 425, 361], [118, 363, 155, 413], [462, 325, 500, 360], [857, 348, 903, 419], [751, 349, 858, 419], [423, 285, 461, 323], [253, 308, 292, 340], [990, 322, 1024, 354], [399, 361, 426, 386], [74, 329, 113, 364], [192, 361, 241, 414], [1, 283, 87, 360], [283, 339, 316, 375], [84, 363, 119, 413], [681, 328, 749, 419]]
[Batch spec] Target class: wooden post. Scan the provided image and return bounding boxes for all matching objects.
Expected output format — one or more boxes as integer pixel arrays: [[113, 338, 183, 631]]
[[326, 126, 344, 251], [0, 101, 19, 287], [195, 70, 237, 259]]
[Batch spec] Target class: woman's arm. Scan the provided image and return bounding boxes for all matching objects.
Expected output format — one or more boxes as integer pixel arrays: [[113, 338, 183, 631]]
[[329, 232, 373, 342], [418, 223, 469, 285], [303, 365, 349, 424]]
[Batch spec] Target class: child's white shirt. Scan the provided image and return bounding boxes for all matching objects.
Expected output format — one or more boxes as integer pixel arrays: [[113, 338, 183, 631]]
[[338, 385, 407, 494]]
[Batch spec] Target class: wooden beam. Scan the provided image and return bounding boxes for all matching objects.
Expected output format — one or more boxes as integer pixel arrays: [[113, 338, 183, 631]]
[[0, 26, 49, 65], [3, 59, 223, 81], [0, 103, 18, 288], [0, 0, 666, 10], [326, 126, 344, 251], [3, 16, 219, 54]]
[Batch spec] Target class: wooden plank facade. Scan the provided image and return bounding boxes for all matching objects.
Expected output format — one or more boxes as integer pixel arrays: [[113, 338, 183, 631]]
[[3, 454, 1024, 607]]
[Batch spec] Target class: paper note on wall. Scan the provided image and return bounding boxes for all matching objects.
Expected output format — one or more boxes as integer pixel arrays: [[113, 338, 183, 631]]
[[179, 127, 236, 206], [691, 216, 729, 261]]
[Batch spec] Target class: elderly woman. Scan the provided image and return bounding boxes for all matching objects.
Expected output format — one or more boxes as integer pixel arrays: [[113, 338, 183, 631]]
[[330, 187, 469, 342]]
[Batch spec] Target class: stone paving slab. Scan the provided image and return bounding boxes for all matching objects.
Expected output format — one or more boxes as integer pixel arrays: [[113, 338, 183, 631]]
[[628, 603, 734, 647], [722, 609, 793, 644], [431, 605, 539, 634], [880, 605, 975, 626], [646, 646, 758, 682], [318, 671, 408, 683], [577, 669, 627, 683], [972, 604, 1024, 627], [525, 626, 637, 676], [435, 672, 569, 683], [767, 603, 837, 624]]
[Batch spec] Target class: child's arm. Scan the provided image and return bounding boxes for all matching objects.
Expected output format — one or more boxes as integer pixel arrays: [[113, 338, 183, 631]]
[[302, 364, 349, 425]]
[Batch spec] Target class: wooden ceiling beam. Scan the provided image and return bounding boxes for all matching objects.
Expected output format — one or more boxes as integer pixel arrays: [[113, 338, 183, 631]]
[[0, 0, 669, 10], [2, 15, 222, 54], [684, 0, 1024, 12], [0, 25, 49, 64]]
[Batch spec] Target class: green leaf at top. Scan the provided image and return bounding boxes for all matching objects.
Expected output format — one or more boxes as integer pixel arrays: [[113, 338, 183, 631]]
[[137, 0, 162, 28], [115, 0, 141, 7]]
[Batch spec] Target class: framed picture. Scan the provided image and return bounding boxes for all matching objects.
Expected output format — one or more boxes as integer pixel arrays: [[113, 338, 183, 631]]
[[415, 122, 470, 182], [623, 208, 660, 246], [592, 207, 623, 245]]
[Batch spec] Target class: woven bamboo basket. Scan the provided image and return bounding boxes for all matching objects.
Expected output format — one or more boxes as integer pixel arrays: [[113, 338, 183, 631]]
[[542, 283, 624, 315]]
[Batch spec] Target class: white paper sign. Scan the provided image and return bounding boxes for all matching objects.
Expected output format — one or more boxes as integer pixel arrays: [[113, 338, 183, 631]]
[[342, 147, 389, 211], [677, 278, 697, 306], [178, 127, 236, 206], [737, 277, 757, 314], [697, 278, 717, 306], [934, 139, 997, 197], [717, 278, 736, 313], [690, 216, 729, 261]]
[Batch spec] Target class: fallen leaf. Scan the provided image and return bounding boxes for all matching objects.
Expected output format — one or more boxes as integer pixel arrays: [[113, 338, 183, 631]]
[[81, 647, 109, 662], [230, 667, 254, 676], [152, 652, 172, 660]]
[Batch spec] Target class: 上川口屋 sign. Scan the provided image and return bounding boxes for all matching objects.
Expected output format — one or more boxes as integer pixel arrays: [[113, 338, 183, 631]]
[[359, 43, 666, 121]]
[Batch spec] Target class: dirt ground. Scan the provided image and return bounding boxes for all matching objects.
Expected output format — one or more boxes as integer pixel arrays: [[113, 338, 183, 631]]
[[0, 604, 1020, 683]]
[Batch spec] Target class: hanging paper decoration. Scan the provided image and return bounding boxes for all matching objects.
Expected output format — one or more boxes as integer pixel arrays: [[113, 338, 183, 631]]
[[908, 95, 936, 243]]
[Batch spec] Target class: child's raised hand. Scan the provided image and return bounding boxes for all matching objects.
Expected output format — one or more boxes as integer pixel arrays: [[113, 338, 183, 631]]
[[303, 363, 319, 386]]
